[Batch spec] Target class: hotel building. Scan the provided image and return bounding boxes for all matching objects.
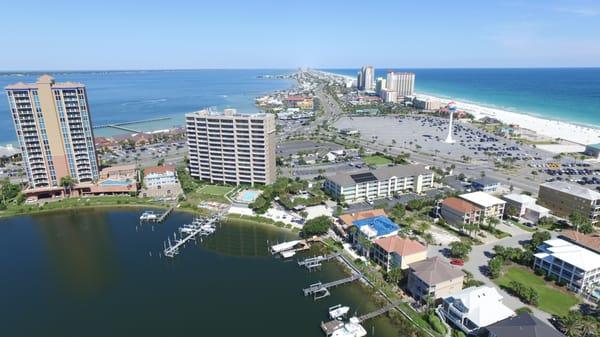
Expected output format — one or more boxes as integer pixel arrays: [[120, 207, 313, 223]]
[[5, 75, 99, 188], [323, 165, 434, 203], [386, 72, 415, 97], [538, 181, 600, 224], [185, 109, 276, 186]]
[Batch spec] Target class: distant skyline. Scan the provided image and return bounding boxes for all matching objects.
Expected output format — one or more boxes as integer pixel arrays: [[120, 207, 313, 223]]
[[1, 0, 599, 70]]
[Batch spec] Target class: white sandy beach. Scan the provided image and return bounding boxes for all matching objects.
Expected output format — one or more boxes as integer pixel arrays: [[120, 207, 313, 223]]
[[318, 70, 600, 146], [416, 93, 600, 146]]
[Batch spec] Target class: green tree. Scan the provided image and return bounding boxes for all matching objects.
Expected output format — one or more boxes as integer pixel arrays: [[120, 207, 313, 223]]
[[385, 267, 403, 285], [302, 216, 332, 236], [505, 204, 519, 219], [530, 231, 551, 250], [449, 241, 472, 259], [59, 175, 77, 196], [488, 256, 504, 279], [569, 211, 593, 234]]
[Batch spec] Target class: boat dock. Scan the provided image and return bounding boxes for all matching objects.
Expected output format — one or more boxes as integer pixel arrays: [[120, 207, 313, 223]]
[[270, 240, 310, 258], [140, 205, 174, 223], [163, 214, 221, 258], [302, 273, 361, 299], [320, 320, 345, 336], [297, 253, 341, 270]]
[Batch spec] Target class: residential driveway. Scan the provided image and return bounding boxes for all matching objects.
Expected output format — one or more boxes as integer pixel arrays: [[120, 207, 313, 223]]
[[429, 232, 554, 323]]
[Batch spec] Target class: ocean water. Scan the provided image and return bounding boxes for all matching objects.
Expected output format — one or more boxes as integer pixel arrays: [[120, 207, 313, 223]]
[[0, 70, 295, 144], [328, 68, 600, 128]]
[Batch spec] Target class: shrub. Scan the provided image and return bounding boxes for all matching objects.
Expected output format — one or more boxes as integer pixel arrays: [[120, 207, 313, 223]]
[[515, 306, 533, 315], [427, 313, 447, 335]]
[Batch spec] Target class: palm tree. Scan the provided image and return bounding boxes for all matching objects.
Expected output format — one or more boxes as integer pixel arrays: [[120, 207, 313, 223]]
[[560, 311, 582, 337], [487, 217, 500, 232], [59, 175, 77, 197]]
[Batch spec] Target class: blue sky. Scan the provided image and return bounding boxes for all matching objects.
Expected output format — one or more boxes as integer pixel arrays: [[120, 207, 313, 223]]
[[1, 0, 599, 70]]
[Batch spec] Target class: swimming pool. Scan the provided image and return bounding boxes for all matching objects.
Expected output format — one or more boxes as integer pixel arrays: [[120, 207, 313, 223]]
[[238, 190, 260, 203], [100, 179, 132, 186]]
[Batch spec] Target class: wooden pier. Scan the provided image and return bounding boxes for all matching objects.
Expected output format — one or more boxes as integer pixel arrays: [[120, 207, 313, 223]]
[[297, 253, 341, 270], [302, 273, 361, 299], [163, 214, 221, 258], [356, 301, 403, 322], [156, 205, 174, 222]]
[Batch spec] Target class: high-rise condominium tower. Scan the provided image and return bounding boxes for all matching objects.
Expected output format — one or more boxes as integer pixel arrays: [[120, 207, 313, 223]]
[[185, 109, 276, 186], [5, 75, 99, 188], [386, 72, 415, 97], [357, 66, 375, 91]]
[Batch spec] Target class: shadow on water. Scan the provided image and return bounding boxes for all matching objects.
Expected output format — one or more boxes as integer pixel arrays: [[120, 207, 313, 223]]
[[0, 208, 402, 337]]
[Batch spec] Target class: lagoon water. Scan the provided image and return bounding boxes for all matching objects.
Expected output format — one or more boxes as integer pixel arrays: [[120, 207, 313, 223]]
[[0, 209, 400, 337]]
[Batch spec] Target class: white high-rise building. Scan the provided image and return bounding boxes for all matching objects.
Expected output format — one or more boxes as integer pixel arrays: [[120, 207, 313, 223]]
[[386, 72, 415, 97], [185, 109, 276, 186], [5, 75, 99, 188], [357, 66, 375, 91], [375, 77, 386, 96]]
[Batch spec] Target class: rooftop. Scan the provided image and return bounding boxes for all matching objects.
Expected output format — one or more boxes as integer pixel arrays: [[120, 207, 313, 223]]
[[186, 108, 268, 119], [502, 193, 537, 205], [536, 238, 600, 271], [440, 197, 481, 213], [459, 191, 506, 208], [472, 176, 501, 186], [327, 164, 431, 187], [586, 143, 600, 150], [353, 215, 400, 239], [5, 74, 85, 90], [143, 165, 176, 176], [559, 230, 600, 254], [373, 236, 426, 256], [409, 256, 464, 285], [486, 312, 565, 337], [444, 286, 515, 328], [339, 209, 387, 227], [540, 181, 600, 200]]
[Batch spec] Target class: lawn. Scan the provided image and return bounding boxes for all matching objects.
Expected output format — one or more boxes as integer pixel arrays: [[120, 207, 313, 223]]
[[362, 154, 392, 165], [188, 184, 235, 203], [495, 265, 579, 317]]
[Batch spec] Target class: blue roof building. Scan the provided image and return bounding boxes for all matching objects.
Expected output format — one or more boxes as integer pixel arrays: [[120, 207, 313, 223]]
[[353, 215, 400, 239]]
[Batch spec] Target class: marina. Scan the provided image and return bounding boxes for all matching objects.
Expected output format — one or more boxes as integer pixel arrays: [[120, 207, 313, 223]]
[[163, 214, 222, 258]]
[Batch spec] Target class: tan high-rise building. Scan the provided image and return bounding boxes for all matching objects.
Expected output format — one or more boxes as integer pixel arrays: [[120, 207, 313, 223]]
[[185, 109, 276, 186], [357, 65, 375, 91], [386, 71, 415, 97], [5, 75, 99, 188]]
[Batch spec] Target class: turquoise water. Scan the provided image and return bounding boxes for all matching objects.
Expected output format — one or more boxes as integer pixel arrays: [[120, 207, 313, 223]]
[[240, 190, 260, 202], [327, 68, 600, 128], [100, 179, 132, 186], [0, 70, 295, 144]]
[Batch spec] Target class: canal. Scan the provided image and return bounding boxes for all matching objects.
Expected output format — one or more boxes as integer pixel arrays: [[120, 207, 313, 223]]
[[0, 208, 401, 337]]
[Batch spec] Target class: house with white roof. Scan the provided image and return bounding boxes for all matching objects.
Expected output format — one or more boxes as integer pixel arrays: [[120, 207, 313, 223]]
[[502, 193, 550, 223], [439, 286, 515, 335], [534, 238, 600, 293], [458, 191, 506, 221]]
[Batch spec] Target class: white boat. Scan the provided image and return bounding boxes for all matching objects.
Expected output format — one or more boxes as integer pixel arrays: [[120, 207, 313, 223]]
[[329, 304, 350, 320], [331, 318, 367, 337], [270, 240, 302, 255], [280, 250, 296, 259], [200, 224, 216, 234], [140, 211, 157, 221]]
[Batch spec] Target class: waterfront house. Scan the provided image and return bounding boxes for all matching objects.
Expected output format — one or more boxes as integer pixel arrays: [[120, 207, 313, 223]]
[[533, 238, 600, 293], [371, 236, 427, 272], [338, 209, 387, 232], [407, 256, 464, 302], [559, 230, 600, 254], [486, 312, 565, 337], [439, 286, 514, 335], [144, 165, 178, 188]]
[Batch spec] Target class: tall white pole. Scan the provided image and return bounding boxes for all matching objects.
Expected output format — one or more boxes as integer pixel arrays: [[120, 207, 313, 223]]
[[445, 110, 455, 143]]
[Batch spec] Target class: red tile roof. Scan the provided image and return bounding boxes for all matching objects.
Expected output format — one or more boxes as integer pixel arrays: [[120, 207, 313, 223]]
[[441, 197, 481, 213], [374, 236, 426, 256], [143, 165, 176, 176], [339, 209, 387, 227]]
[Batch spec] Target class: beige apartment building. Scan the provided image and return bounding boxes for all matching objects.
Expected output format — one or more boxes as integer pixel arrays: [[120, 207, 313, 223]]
[[386, 71, 415, 97], [185, 109, 276, 186], [538, 181, 600, 224], [5, 75, 99, 188]]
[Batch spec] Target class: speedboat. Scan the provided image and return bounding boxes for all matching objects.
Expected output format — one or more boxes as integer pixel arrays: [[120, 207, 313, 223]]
[[329, 304, 350, 320], [200, 224, 216, 234], [140, 211, 157, 221], [331, 318, 367, 337]]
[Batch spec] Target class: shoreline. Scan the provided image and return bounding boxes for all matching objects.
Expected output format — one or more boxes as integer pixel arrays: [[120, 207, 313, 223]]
[[317, 69, 600, 146]]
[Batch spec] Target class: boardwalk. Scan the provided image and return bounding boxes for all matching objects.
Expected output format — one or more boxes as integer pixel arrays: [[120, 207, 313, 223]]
[[356, 301, 403, 322], [94, 117, 171, 129]]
